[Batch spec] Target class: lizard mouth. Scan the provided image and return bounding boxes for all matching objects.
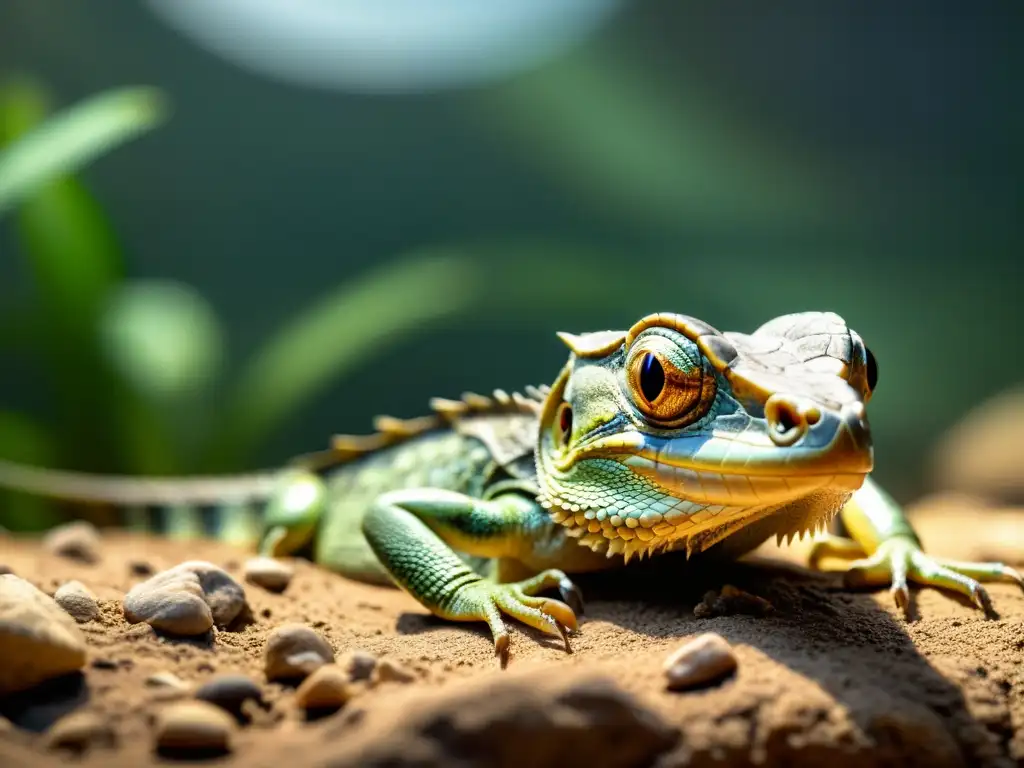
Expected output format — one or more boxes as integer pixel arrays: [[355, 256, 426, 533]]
[[557, 401, 873, 507]]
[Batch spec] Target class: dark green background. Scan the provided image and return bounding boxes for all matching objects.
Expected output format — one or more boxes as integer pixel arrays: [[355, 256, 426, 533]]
[[1, 1, 1021, 503]]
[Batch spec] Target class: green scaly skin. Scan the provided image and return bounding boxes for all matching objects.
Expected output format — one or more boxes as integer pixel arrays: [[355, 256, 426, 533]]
[[1, 310, 1021, 666]]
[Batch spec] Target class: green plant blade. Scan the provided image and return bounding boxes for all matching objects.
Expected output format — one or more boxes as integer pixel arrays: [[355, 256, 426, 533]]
[[209, 253, 482, 466], [0, 83, 168, 216], [100, 280, 226, 403]]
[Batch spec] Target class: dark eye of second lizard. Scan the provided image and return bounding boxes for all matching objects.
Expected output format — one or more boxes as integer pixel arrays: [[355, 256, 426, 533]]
[[865, 346, 878, 392], [559, 403, 573, 439], [640, 353, 665, 403]]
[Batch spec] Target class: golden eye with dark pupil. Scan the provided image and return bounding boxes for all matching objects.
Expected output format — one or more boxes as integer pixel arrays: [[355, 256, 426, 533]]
[[626, 339, 716, 426], [639, 353, 665, 402]]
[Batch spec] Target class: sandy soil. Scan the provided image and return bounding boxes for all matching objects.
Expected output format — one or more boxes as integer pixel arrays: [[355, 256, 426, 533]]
[[1, 495, 1022, 768]]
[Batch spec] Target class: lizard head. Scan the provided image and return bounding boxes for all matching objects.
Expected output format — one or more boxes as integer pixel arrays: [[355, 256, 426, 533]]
[[535, 311, 877, 562]]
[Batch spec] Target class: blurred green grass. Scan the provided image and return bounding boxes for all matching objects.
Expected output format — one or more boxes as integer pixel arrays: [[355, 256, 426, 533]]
[[0, 80, 650, 529]]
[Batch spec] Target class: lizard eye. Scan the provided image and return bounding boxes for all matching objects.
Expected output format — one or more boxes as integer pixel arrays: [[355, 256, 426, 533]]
[[626, 334, 716, 426], [638, 353, 665, 402], [865, 346, 878, 393], [554, 402, 573, 448]]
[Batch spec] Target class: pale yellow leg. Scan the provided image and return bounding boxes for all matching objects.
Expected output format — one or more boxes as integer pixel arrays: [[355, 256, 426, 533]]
[[816, 478, 1023, 616], [808, 534, 866, 569]]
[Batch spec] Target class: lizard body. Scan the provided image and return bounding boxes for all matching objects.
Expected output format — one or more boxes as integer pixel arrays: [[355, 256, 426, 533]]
[[1, 310, 1020, 662]]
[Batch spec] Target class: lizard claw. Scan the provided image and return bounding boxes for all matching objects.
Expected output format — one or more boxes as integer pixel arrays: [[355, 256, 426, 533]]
[[468, 569, 580, 667], [843, 536, 1018, 619], [558, 576, 585, 617]]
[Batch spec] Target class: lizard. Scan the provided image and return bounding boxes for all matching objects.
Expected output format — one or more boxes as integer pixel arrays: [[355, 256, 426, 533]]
[[1, 310, 1020, 664]]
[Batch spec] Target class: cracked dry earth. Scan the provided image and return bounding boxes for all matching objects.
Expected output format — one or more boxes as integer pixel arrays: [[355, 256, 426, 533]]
[[0, 494, 1022, 768]]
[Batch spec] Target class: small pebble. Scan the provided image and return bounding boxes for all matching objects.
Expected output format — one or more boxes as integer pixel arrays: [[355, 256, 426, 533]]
[[129, 560, 155, 577], [194, 675, 264, 722], [263, 624, 334, 682], [243, 557, 294, 593], [45, 711, 116, 753], [154, 701, 235, 756], [340, 649, 378, 682], [146, 671, 189, 691], [693, 584, 773, 619], [663, 632, 738, 691], [0, 574, 87, 695], [54, 580, 101, 623], [293, 665, 353, 713], [372, 658, 416, 685], [123, 561, 248, 636], [43, 521, 101, 564]]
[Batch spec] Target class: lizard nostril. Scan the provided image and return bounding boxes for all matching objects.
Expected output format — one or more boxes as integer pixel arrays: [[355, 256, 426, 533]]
[[766, 396, 809, 447]]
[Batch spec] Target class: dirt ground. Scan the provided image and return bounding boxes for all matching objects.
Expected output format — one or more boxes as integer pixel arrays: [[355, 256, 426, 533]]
[[1, 494, 1022, 768]]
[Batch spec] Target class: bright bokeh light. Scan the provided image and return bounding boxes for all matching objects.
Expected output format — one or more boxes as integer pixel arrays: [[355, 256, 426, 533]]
[[145, 0, 621, 93]]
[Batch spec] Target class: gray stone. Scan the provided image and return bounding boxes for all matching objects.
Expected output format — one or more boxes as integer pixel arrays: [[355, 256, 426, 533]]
[[42, 521, 101, 564], [123, 561, 247, 636], [663, 632, 738, 691], [263, 623, 334, 681], [294, 664, 352, 712], [0, 574, 87, 695], [154, 701, 234, 755], [194, 675, 264, 722], [45, 711, 116, 753], [243, 556, 293, 593], [53, 581, 101, 623]]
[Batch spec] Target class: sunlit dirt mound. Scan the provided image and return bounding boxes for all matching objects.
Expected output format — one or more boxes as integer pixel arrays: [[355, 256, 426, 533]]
[[1, 497, 1022, 768]]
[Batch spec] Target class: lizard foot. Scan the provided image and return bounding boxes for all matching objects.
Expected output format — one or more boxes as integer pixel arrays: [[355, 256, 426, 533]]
[[839, 536, 1024, 618], [449, 569, 579, 668]]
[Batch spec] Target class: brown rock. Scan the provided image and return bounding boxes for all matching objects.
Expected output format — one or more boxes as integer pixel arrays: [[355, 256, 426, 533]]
[[53, 580, 101, 623], [263, 624, 334, 681], [45, 711, 116, 753], [243, 556, 293, 593], [339, 649, 377, 682], [42, 521, 101, 564], [320, 669, 677, 767], [154, 701, 234, 755], [123, 561, 247, 636], [129, 560, 155, 577], [693, 585, 773, 619], [0, 574, 87, 695], [663, 632, 738, 691], [294, 664, 353, 712], [194, 675, 264, 722], [372, 658, 416, 685]]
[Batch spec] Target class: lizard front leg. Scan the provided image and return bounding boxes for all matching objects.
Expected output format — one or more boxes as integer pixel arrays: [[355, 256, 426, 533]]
[[361, 488, 579, 665], [810, 477, 1023, 615], [259, 469, 327, 557]]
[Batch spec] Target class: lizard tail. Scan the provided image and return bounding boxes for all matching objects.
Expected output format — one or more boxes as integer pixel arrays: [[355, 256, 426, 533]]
[[0, 458, 278, 505], [0, 458, 279, 544]]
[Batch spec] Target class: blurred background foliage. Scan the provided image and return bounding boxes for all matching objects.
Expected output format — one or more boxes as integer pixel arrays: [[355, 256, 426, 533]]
[[0, 1, 1021, 531]]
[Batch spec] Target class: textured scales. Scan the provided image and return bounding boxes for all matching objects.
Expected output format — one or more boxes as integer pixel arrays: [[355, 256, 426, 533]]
[[535, 311, 873, 563], [293, 384, 549, 477]]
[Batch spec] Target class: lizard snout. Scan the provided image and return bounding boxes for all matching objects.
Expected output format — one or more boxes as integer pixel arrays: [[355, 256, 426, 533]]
[[765, 393, 873, 473]]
